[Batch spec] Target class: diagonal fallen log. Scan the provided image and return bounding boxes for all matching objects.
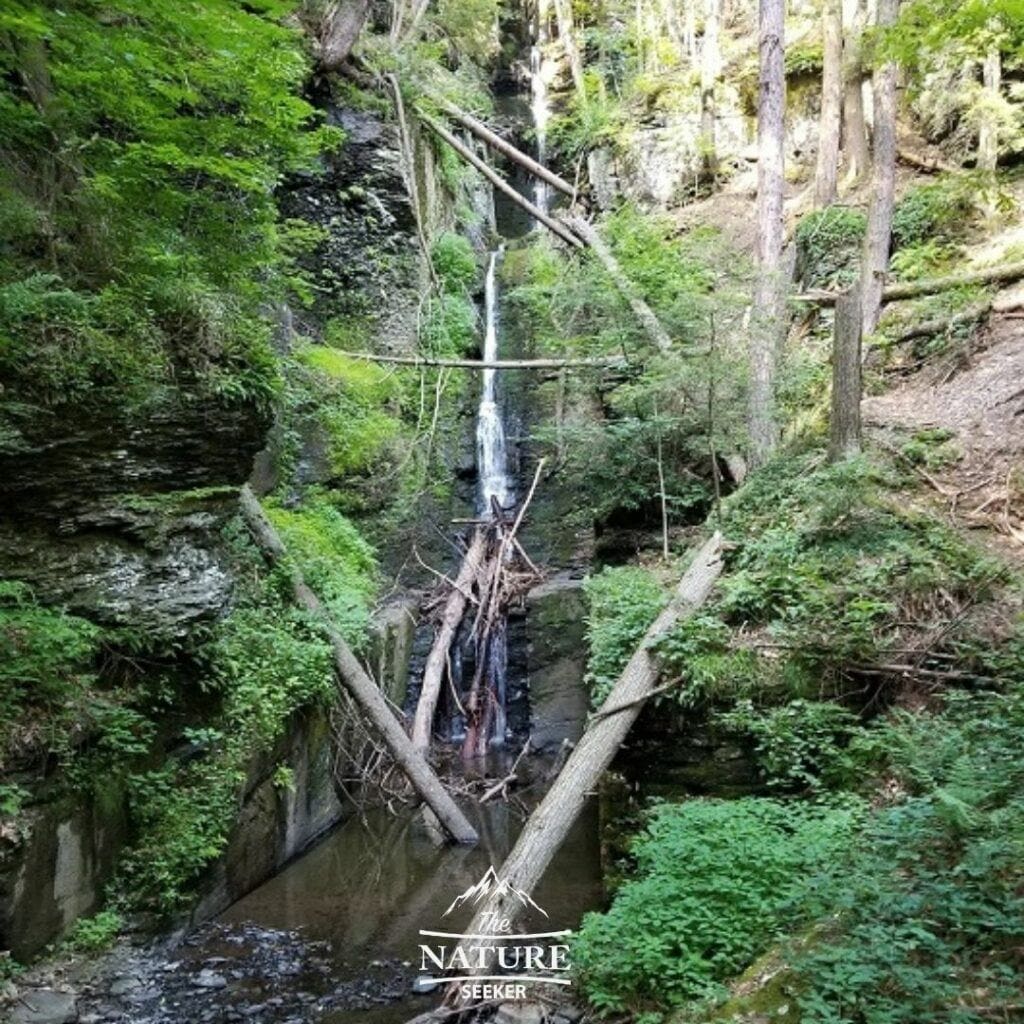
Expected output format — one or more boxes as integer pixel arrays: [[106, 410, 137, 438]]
[[420, 113, 584, 250], [434, 99, 576, 198], [412, 528, 488, 753], [459, 532, 724, 938], [566, 215, 674, 353], [238, 485, 478, 846]]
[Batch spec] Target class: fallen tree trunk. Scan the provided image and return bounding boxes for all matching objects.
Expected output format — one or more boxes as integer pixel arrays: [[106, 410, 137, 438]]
[[460, 533, 723, 938], [411, 528, 488, 753], [238, 486, 478, 846], [795, 261, 1024, 307], [566, 216, 674, 353], [331, 350, 627, 369], [420, 114, 584, 249], [435, 100, 575, 198]]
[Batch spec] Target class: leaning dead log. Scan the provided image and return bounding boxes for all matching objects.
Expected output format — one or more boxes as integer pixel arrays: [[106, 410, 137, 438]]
[[420, 114, 584, 249], [460, 533, 724, 937], [435, 99, 576, 198], [238, 486, 478, 846], [795, 261, 1024, 307], [566, 216, 674, 353], [313, 0, 371, 72], [331, 350, 628, 369], [412, 528, 488, 753]]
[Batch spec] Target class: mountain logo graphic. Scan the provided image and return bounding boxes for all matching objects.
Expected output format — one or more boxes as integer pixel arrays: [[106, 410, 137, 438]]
[[442, 866, 548, 918]]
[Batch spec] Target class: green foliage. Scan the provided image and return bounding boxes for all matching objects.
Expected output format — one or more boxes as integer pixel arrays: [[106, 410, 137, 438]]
[[900, 427, 961, 470], [784, 39, 824, 77], [63, 910, 123, 953], [573, 797, 864, 1015], [431, 231, 479, 293], [420, 293, 478, 356], [891, 177, 974, 250], [795, 207, 866, 290], [0, 0, 336, 409], [791, 685, 1024, 1024], [717, 699, 860, 791], [584, 566, 666, 705]]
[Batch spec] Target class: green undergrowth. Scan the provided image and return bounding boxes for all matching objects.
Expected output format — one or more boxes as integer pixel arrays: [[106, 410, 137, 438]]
[[575, 445, 1024, 1022], [0, 0, 338, 415]]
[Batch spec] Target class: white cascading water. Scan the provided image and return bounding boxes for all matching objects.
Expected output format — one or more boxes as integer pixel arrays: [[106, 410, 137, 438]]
[[528, 36, 550, 216], [473, 249, 512, 746], [476, 249, 514, 514]]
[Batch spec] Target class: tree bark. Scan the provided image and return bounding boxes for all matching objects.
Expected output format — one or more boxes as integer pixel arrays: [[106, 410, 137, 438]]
[[748, 0, 786, 469], [459, 533, 724, 939], [794, 260, 1024, 306], [316, 0, 371, 71], [552, 0, 587, 102], [699, 0, 721, 180], [828, 285, 862, 461], [859, 0, 899, 338], [567, 216, 674, 353], [238, 486, 479, 846], [978, 49, 1001, 172], [814, 0, 843, 206], [411, 529, 487, 753], [840, 0, 869, 184], [435, 100, 575, 197], [421, 114, 584, 248], [329, 350, 628, 369]]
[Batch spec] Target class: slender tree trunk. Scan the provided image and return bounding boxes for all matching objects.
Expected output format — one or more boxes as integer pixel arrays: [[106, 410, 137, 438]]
[[814, 0, 843, 206], [316, 0, 371, 71], [459, 534, 724, 941], [552, 0, 587, 102], [828, 284, 862, 461], [841, 0, 869, 184], [238, 487, 478, 846], [859, 0, 899, 338], [978, 49, 1001, 172], [748, 0, 786, 469], [699, 0, 721, 181]]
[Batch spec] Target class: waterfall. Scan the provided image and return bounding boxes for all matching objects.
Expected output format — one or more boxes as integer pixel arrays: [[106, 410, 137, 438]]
[[529, 40, 550, 216], [476, 248, 514, 514]]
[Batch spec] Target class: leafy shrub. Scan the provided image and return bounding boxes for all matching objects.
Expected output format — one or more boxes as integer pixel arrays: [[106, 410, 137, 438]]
[[419, 293, 478, 356], [892, 177, 974, 249], [795, 207, 867, 289], [573, 797, 864, 1014], [431, 232, 479, 293], [64, 910, 123, 952], [584, 566, 666, 705]]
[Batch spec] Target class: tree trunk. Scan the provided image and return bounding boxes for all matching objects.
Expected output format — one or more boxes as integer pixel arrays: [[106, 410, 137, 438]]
[[411, 529, 487, 752], [858, 0, 899, 338], [552, 0, 587, 101], [435, 100, 575, 197], [317, 0, 371, 71], [567, 216, 674, 353], [748, 0, 786, 469], [238, 486, 479, 846], [828, 285, 862, 461], [795, 260, 1024, 306], [814, 0, 843, 206], [978, 49, 1001, 172], [421, 114, 584, 248], [459, 533, 724, 940], [840, 0, 869, 184], [699, 0, 721, 180]]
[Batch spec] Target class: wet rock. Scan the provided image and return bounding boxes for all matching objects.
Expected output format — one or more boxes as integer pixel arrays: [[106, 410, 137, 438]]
[[107, 976, 140, 997], [551, 1006, 584, 1024], [10, 988, 78, 1024], [191, 969, 228, 990], [493, 1003, 544, 1024]]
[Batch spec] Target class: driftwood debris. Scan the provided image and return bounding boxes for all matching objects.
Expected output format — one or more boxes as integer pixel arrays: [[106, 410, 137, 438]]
[[566, 216, 674, 353], [412, 462, 547, 760], [458, 533, 724, 939], [238, 486, 478, 846], [420, 114, 584, 249], [795, 261, 1024, 307]]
